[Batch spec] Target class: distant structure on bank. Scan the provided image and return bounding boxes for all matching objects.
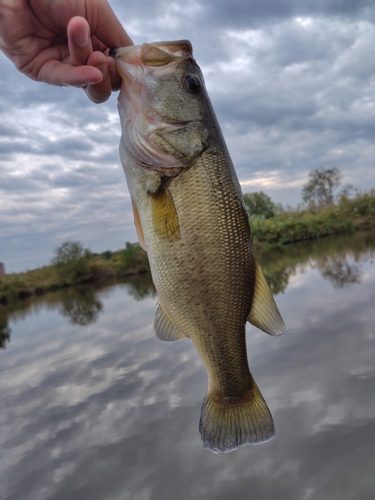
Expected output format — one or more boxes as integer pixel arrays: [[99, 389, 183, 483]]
[[0, 263, 5, 277]]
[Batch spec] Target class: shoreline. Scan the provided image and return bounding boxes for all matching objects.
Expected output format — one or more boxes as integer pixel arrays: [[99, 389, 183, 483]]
[[0, 245, 150, 306], [1, 193, 374, 307]]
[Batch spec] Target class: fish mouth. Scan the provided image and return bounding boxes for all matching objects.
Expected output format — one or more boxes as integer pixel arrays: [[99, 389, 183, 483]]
[[111, 42, 193, 95], [110, 40, 192, 68]]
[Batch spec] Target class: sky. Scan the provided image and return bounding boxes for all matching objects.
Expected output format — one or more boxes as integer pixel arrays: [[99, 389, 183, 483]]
[[1, 0, 375, 272]]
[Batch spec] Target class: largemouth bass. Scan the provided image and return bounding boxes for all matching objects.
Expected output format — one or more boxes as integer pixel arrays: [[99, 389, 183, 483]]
[[111, 40, 285, 454]]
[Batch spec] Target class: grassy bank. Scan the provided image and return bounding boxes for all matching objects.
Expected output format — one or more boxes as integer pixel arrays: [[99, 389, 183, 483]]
[[0, 244, 150, 305], [1, 190, 374, 306], [251, 190, 375, 252]]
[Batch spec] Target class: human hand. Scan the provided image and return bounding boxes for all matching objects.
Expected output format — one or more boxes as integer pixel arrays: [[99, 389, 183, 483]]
[[0, 0, 133, 103]]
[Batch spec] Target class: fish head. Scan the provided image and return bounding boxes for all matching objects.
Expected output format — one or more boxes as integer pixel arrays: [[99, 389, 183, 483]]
[[112, 40, 210, 175]]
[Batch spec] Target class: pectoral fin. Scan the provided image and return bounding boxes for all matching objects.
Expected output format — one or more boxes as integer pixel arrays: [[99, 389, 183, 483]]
[[247, 260, 285, 336], [131, 199, 147, 251], [154, 301, 187, 341], [150, 187, 180, 241]]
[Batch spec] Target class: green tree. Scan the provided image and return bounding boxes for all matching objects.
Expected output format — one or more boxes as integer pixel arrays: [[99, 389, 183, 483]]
[[51, 241, 93, 284], [243, 191, 277, 219], [101, 250, 112, 260], [302, 167, 342, 208], [52, 241, 89, 263], [117, 243, 149, 274]]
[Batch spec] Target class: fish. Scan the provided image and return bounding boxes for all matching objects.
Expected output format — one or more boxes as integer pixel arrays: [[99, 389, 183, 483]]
[[111, 40, 285, 454]]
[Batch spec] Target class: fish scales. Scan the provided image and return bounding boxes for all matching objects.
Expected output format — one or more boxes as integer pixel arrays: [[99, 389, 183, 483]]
[[112, 40, 285, 453], [155, 147, 255, 396]]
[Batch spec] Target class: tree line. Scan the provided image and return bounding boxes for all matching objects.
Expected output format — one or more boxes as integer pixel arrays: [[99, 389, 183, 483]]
[[244, 167, 357, 218]]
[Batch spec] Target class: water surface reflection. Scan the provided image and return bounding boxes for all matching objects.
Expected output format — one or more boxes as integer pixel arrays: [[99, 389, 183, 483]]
[[1, 233, 375, 499]]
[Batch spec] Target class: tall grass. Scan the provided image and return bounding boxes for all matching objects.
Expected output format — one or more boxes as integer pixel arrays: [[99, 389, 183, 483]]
[[251, 190, 375, 252]]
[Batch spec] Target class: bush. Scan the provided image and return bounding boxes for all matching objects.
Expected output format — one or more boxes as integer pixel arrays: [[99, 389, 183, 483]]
[[243, 191, 277, 219], [117, 243, 149, 275], [250, 206, 353, 250], [338, 189, 375, 220], [101, 250, 113, 260], [51, 241, 93, 285]]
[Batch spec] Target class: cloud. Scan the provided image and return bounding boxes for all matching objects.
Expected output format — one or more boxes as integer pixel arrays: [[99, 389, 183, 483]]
[[1, 1, 375, 271]]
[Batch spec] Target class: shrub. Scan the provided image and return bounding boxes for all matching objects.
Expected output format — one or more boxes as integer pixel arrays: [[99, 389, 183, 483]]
[[117, 243, 149, 274], [244, 191, 277, 219], [51, 241, 93, 285], [101, 250, 113, 260]]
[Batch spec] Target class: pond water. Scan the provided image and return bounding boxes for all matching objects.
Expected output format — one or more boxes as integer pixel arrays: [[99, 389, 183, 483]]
[[1, 232, 375, 500]]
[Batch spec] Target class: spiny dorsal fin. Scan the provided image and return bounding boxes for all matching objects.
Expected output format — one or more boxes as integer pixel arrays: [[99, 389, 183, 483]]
[[131, 199, 147, 251], [247, 259, 285, 336], [154, 301, 187, 341]]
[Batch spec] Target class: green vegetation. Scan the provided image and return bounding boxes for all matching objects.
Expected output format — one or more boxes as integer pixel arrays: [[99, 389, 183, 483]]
[[51, 241, 95, 285], [244, 191, 279, 219], [250, 203, 350, 251], [247, 168, 375, 252], [1, 168, 374, 307], [0, 242, 150, 306]]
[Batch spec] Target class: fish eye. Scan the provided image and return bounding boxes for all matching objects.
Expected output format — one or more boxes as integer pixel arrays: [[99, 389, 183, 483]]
[[183, 74, 202, 94]]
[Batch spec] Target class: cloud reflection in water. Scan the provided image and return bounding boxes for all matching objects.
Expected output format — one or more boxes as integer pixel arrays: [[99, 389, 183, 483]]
[[1, 234, 375, 499]]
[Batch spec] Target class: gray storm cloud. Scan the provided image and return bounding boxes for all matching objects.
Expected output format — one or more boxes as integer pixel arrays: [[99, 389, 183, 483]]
[[1, 0, 375, 271]]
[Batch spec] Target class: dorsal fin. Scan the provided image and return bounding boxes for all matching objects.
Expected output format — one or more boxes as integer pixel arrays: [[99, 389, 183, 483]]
[[247, 260, 285, 336]]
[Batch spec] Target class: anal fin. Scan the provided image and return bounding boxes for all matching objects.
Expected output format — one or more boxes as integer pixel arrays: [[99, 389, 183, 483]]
[[247, 259, 285, 336], [154, 302, 186, 341]]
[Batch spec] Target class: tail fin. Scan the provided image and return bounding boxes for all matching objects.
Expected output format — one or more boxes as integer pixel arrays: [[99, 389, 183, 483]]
[[199, 384, 274, 454]]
